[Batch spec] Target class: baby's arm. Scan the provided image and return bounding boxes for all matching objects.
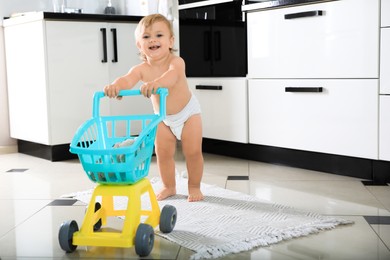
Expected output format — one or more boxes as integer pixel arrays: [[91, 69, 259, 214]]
[[155, 56, 185, 87], [104, 65, 142, 98], [140, 57, 185, 97]]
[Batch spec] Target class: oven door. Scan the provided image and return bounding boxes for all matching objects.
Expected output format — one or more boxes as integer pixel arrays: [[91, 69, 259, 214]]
[[179, 19, 247, 77]]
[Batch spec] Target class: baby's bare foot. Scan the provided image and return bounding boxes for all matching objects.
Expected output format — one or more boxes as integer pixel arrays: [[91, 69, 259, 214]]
[[188, 186, 203, 202], [156, 187, 176, 201]]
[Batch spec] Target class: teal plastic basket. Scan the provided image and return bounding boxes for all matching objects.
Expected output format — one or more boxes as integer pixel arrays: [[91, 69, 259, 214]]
[[70, 88, 168, 185]]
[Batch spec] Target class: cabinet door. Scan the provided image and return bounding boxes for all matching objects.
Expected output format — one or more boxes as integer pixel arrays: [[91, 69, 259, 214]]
[[212, 24, 247, 77], [45, 21, 110, 144], [382, 0, 390, 27], [381, 28, 390, 94], [179, 22, 211, 76], [107, 23, 139, 82], [248, 79, 378, 159], [188, 78, 248, 143], [380, 96, 390, 161], [4, 20, 50, 144], [247, 0, 379, 79]]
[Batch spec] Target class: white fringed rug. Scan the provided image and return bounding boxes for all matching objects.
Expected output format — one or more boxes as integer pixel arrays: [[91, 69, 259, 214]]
[[64, 177, 353, 259]]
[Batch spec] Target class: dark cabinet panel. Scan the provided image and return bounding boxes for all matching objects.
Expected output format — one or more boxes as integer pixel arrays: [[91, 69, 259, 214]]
[[179, 20, 247, 77], [179, 23, 211, 76], [212, 24, 247, 76]]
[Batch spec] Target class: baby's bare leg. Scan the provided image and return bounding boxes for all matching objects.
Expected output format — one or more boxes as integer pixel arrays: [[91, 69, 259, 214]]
[[181, 114, 204, 202], [155, 123, 177, 200]]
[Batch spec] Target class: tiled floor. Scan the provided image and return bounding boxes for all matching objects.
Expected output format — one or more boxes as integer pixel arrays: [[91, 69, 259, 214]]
[[0, 150, 390, 260]]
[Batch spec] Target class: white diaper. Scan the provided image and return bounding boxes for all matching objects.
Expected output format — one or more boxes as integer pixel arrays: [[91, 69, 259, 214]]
[[163, 94, 201, 140]]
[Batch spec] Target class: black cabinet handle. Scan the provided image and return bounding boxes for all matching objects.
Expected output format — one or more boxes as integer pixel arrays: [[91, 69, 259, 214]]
[[284, 10, 324, 20], [204, 31, 211, 61], [196, 85, 223, 90], [214, 31, 221, 61], [285, 87, 323, 93], [111, 28, 118, 63], [101, 28, 107, 63]]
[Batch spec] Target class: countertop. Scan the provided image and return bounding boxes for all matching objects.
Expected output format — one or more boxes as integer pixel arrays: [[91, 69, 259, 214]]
[[3, 11, 143, 26], [242, 0, 338, 12]]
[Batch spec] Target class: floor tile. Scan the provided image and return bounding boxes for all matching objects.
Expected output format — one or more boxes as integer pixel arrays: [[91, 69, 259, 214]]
[[202, 175, 227, 189], [6, 168, 28, 173], [0, 199, 49, 237], [226, 179, 250, 194], [248, 180, 390, 216], [227, 176, 249, 180], [203, 153, 251, 177], [366, 185, 390, 211], [364, 216, 390, 225], [47, 199, 78, 206], [371, 224, 390, 249]]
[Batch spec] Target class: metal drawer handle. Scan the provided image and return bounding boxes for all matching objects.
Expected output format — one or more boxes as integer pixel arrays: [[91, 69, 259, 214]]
[[111, 28, 118, 63], [284, 10, 324, 20], [196, 85, 223, 90], [285, 87, 323, 93], [101, 28, 107, 63]]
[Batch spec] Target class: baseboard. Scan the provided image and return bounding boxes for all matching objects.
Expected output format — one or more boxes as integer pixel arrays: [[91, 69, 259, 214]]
[[202, 138, 390, 184], [17, 140, 77, 161], [0, 145, 18, 154]]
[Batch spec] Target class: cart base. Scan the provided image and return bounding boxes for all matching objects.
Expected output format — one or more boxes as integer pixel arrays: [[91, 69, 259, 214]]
[[73, 178, 160, 248]]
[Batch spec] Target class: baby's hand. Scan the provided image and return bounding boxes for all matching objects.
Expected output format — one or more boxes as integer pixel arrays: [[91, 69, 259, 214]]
[[140, 81, 159, 98], [104, 84, 121, 98]]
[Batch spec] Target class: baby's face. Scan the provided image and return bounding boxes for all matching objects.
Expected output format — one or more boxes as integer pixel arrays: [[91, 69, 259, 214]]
[[137, 21, 174, 60]]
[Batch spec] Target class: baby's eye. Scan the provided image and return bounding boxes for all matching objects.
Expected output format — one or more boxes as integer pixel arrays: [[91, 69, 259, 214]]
[[156, 34, 163, 38], [142, 35, 150, 39]]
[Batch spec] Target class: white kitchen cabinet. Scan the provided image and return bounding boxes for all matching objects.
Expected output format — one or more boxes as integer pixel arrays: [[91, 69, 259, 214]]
[[379, 96, 390, 160], [4, 16, 146, 146], [248, 79, 378, 159], [5, 20, 51, 145], [247, 0, 379, 79], [187, 78, 248, 143], [379, 3, 390, 162], [381, 28, 390, 94], [382, 0, 390, 27]]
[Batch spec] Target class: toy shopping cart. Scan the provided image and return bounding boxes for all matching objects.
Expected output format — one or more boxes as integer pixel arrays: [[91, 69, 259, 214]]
[[58, 88, 177, 257]]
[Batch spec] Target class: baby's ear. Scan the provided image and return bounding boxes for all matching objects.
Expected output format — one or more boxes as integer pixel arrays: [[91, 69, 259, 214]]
[[169, 36, 175, 49]]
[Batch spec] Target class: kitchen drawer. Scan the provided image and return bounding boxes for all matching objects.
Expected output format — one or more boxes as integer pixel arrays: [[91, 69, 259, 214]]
[[247, 0, 379, 79], [248, 79, 378, 159], [188, 78, 248, 143], [382, 0, 390, 27], [380, 96, 390, 161], [381, 28, 390, 94]]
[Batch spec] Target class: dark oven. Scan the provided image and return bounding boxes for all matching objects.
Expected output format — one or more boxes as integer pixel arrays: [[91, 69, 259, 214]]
[[179, 0, 247, 77]]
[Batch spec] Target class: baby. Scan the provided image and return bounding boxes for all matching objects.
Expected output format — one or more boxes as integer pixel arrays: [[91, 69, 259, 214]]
[[104, 14, 204, 202]]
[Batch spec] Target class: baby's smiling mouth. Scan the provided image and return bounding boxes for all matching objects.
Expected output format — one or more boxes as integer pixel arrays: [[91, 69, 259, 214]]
[[149, 45, 160, 50]]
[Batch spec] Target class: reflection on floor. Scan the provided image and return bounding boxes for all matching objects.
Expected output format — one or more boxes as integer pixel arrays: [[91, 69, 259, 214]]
[[0, 151, 389, 259]]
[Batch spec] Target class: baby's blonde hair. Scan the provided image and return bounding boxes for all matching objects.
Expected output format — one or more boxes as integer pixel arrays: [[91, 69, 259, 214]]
[[135, 14, 176, 61]]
